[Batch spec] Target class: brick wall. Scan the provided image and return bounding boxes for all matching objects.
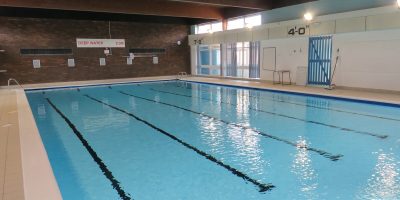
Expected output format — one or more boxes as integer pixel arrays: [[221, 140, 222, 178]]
[[0, 17, 190, 85]]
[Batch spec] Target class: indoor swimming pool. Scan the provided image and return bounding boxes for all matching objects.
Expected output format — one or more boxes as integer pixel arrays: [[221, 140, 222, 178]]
[[26, 80, 400, 200]]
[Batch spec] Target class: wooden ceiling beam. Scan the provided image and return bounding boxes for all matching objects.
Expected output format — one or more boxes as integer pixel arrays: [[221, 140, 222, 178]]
[[271, 0, 316, 9], [166, 0, 271, 10], [0, 0, 224, 19]]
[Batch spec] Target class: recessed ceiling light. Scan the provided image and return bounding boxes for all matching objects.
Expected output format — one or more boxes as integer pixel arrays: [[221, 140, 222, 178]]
[[304, 12, 313, 21]]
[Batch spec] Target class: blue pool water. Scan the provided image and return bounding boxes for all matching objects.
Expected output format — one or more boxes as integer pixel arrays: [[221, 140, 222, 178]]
[[26, 80, 400, 200]]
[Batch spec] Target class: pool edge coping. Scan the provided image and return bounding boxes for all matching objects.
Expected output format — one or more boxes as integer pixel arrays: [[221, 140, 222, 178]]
[[23, 78, 177, 91], [181, 78, 400, 108], [16, 89, 63, 200]]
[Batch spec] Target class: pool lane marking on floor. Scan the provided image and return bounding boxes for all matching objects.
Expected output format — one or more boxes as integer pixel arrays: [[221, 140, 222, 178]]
[[173, 83, 400, 122], [46, 98, 132, 200], [84, 94, 275, 193], [118, 91, 342, 162], [149, 88, 388, 139]]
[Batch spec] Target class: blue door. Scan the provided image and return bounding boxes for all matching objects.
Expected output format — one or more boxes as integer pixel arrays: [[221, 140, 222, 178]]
[[308, 36, 332, 85]]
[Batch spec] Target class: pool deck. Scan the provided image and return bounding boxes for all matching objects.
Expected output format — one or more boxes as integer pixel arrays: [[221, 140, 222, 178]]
[[0, 75, 399, 200], [181, 76, 400, 106], [0, 90, 24, 200], [0, 88, 61, 200]]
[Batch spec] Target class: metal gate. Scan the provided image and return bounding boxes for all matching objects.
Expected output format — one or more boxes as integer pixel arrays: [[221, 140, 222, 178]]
[[308, 36, 332, 85]]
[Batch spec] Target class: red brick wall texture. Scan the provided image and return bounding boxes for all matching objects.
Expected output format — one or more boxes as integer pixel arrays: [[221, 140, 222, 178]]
[[0, 17, 191, 85]]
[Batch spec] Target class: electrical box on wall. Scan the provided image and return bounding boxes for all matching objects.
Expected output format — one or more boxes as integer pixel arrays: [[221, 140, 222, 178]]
[[68, 59, 75, 67], [127, 58, 133, 65], [153, 56, 158, 64], [99, 58, 106, 66], [33, 60, 41, 68]]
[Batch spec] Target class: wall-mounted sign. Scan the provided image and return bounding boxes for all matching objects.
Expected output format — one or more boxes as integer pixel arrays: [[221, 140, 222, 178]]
[[153, 56, 159, 64], [193, 39, 203, 45], [76, 38, 125, 48], [287, 25, 310, 37]]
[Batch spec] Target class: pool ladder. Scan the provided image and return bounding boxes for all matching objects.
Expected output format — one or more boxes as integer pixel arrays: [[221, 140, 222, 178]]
[[176, 72, 188, 80], [7, 78, 23, 88]]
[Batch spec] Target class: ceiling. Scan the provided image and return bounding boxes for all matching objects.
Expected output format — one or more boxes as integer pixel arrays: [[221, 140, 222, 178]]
[[0, 0, 316, 24]]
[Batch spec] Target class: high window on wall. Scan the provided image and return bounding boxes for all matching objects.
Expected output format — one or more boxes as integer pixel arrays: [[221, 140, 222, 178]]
[[227, 14, 261, 30], [195, 22, 223, 34], [198, 44, 221, 75]]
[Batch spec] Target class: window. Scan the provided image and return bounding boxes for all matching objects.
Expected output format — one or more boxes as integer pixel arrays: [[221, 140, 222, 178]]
[[227, 14, 261, 30], [196, 15, 261, 32], [196, 22, 223, 34], [222, 42, 260, 79], [211, 22, 223, 32], [199, 46, 210, 66], [198, 44, 221, 76], [236, 42, 250, 78], [244, 15, 261, 28], [197, 24, 211, 34], [211, 47, 221, 66], [227, 18, 244, 30]]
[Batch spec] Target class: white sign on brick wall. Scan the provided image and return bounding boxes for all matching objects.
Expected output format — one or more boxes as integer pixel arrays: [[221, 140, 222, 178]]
[[76, 38, 125, 48]]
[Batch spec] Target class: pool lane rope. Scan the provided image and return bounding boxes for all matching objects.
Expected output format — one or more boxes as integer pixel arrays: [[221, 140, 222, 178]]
[[149, 88, 388, 139], [84, 95, 275, 193], [118, 91, 342, 162], [46, 98, 132, 200]]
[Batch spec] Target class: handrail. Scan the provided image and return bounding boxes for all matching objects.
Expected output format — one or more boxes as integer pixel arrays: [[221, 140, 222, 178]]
[[8, 78, 23, 88], [176, 72, 188, 80]]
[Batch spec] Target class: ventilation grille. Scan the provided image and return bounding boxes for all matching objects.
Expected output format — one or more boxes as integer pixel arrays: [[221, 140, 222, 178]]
[[129, 48, 165, 54], [20, 48, 73, 56]]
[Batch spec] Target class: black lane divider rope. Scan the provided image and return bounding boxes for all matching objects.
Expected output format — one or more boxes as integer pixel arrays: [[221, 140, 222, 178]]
[[174, 84, 400, 122], [119, 91, 343, 162], [46, 98, 132, 200], [149, 88, 388, 139], [84, 94, 275, 193]]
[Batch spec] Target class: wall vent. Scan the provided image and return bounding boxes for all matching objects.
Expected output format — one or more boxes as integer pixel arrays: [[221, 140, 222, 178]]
[[129, 48, 166, 54], [20, 48, 73, 56]]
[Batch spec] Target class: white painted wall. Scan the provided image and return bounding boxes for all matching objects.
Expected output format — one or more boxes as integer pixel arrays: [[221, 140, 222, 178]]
[[260, 0, 395, 24], [260, 37, 308, 83], [332, 29, 400, 91], [258, 29, 400, 91], [189, 5, 400, 92], [191, 29, 400, 92], [190, 45, 197, 75]]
